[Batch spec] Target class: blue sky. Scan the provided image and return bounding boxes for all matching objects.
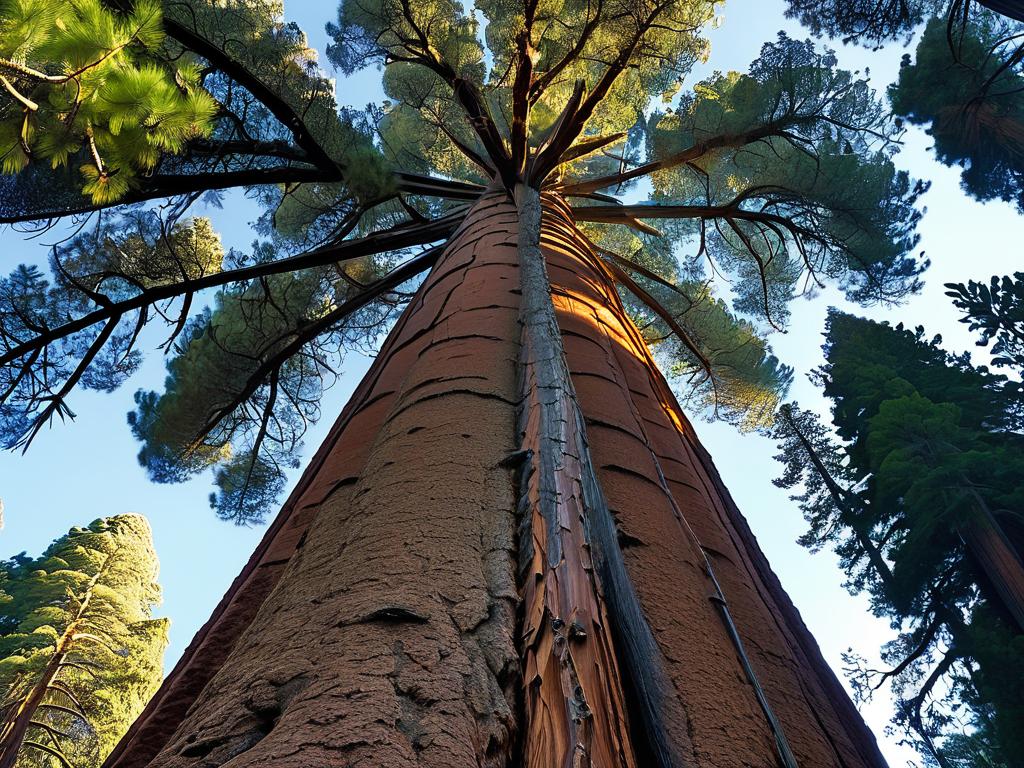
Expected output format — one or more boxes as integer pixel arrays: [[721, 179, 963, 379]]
[[2, 1, 1022, 765]]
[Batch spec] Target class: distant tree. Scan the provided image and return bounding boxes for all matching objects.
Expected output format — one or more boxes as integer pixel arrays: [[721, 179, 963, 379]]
[[889, 13, 1024, 212], [0, 515, 168, 768], [946, 272, 1024, 371], [772, 311, 1024, 767], [785, 0, 1024, 211]]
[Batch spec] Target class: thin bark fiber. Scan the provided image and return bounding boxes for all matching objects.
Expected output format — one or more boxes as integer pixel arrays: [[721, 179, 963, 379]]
[[104, 192, 888, 768]]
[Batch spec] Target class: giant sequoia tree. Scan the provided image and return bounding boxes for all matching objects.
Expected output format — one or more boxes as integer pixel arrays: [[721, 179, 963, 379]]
[[0, 0, 937, 766]]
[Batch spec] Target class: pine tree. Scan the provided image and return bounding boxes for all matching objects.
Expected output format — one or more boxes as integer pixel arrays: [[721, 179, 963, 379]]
[[773, 311, 1024, 767], [0, 515, 168, 768], [784, 0, 1024, 211], [0, 1, 947, 765]]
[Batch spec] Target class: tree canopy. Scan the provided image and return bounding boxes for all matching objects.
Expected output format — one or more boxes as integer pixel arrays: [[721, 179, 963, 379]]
[[0, 514, 168, 768], [0, 0, 929, 522], [784, 0, 1024, 212]]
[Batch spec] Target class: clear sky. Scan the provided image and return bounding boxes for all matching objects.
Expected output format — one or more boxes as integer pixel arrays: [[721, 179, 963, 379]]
[[1, 1, 1021, 766]]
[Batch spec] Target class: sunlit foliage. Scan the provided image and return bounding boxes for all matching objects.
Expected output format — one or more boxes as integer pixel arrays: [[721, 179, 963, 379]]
[[0, 514, 167, 767], [0, 0, 217, 202]]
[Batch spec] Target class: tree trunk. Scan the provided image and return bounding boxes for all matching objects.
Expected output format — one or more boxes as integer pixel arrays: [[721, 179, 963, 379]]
[[104, 190, 889, 768], [960, 489, 1024, 633]]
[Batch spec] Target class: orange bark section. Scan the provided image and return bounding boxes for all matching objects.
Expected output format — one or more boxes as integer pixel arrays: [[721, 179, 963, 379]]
[[517, 262, 636, 767], [540, 195, 886, 767], [517, 381, 636, 768], [111, 193, 524, 768]]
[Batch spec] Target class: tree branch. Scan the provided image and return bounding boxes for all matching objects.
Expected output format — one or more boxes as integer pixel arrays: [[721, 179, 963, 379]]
[[0, 213, 462, 369]]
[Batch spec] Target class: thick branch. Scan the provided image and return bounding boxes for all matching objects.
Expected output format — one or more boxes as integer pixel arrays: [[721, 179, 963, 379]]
[[159, 17, 337, 170], [560, 123, 789, 195], [0, 214, 462, 368]]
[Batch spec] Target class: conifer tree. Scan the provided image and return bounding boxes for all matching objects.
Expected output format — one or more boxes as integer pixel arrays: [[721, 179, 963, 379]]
[[0, 514, 168, 768], [0, 1, 949, 766], [784, 0, 1024, 212], [772, 312, 1024, 768]]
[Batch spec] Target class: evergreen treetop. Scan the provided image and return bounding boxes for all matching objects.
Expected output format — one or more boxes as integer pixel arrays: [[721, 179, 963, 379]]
[[784, 0, 1024, 212], [0, 0, 928, 521]]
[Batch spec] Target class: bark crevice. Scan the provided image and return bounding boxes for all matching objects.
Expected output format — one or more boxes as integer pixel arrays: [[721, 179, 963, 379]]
[[512, 184, 684, 768]]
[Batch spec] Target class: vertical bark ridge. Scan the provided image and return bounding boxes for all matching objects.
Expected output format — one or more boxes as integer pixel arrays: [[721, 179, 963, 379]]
[[537, 195, 888, 768], [103, 205, 490, 768], [543, 204, 798, 768], [515, 184, 640, 768], [132, 192, 525, 768]]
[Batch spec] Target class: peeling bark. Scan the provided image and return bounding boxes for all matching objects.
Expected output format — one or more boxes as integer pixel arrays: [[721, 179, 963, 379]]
[[515, 184, 641, 768], [106, 191, 889, 768]]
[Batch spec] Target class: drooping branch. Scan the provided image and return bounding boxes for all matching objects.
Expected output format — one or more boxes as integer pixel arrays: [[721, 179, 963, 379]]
[[21, 740, 73, 768], [598, 248, 697, 310], [600, 257, 715, 385], [156, 15, 338, 171], [184, 246, 443, 452]]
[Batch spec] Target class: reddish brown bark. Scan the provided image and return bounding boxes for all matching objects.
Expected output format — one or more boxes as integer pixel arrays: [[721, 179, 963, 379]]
[[959, 494, 1024, 633], [105, 191, 888, 768], [515, 185, 637, 768]]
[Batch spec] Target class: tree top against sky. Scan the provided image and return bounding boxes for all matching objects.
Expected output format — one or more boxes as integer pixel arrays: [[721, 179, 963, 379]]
[[0, 0, 942, 522]]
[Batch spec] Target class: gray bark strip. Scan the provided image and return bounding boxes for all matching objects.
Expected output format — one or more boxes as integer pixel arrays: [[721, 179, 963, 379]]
[[513, 184, 683, 768]]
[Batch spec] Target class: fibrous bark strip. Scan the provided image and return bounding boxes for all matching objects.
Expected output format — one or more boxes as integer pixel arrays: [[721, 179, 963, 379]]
[[515, 183, 640, 768]]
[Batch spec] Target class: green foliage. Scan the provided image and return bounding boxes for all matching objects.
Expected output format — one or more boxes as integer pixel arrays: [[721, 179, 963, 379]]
[[889, 15, 1024, 212], [647, 35, 926, 323], [128, 248, 402, 525], [0, 514, 168, 767], [0, 214, 224, 448], [946, 272, 1024, 371], [773, 310, 1024, 767], [0, 0, 216, 202], [329, 0, 716, 179], [0, 0, 931, 518], [782, 0, 944, 46]]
